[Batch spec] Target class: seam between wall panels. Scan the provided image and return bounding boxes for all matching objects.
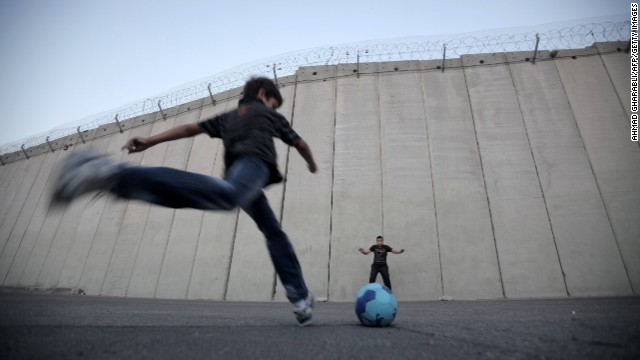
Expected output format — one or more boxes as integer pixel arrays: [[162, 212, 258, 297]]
[[1, 155, 48, 286], [506, 61, 570, 297], [328, 69, 338, 301], [418, 66, 444, 298], [555, 58, 634, 295], [274, 76, 299, 301], [462, 64, 506, 299]]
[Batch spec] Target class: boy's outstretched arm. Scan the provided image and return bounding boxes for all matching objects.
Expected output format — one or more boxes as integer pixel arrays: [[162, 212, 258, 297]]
[[359, 248, 372, 255], [294, 138, 317, 173], [122, 123, 203, 153]]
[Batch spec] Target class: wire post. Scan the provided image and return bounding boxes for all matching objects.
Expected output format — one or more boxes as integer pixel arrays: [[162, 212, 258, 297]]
[[532, 33, 540, 64], [356, 51, 360, 78], [0, 20, 629, 159], [142, 98, 152, 112], [207, 83, 217, 106], [272, 64, 279, 87], [114, 114, 124, 133], [46, 136, 55, 152], [0, 156, 4, 166], [76, 126, 86, 144], [442, 43, 447, 72], [21, 144, 29, 159], [158, 100, 167, 120]]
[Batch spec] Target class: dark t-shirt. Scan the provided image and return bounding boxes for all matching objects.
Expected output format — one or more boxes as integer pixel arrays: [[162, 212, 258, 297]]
[[198, 100, 300, 185], [369, 245, 393, 265]]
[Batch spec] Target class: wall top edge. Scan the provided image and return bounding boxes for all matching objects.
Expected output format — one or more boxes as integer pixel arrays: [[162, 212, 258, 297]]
[[0, 40, 627, 166]]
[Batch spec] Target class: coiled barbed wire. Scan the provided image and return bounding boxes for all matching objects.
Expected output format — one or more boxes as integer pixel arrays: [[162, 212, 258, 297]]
[[0, 17, 631, 156]]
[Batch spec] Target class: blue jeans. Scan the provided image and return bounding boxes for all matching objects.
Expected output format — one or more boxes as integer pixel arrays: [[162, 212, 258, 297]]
[[112, 155, 309, 303], [369, 264, 391, 291]]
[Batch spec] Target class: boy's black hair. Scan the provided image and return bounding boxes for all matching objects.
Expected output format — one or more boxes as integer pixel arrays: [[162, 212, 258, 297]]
[[242, 76, 283, 106], [376, 236, 384, 240]]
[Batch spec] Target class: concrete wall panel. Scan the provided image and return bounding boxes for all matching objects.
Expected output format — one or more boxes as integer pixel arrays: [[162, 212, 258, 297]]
[[17, 134, 84, 287], [0, 155, 14, 179], [271, 81, 299, 302], [556, 54, 639, 294], [421, 62, 502, 299], [464, 53, 563, 298], [77, 120, 158, 296], [0, 160, 15, 197], [377, 64, 441, 300], [509, 57, 627, 296], [3, 150, 62, 287], [278, 66, 336, 302], [330, 65, 383, 301], [0, 156, 43, 250], [102, 107, 198, 297], [121, 119, 182, 299], [1, 44, 636, 300], [0, 150, 58, 285], [0, 155, 46, 266], [225, 85, 294, 301], [56, 127, 148, 290], [0, 160, 22, 211], [186, 99, 239, 300], [36, 133, 106, 289], [154, 104, 215, 300], [0, 160, 27, 223]]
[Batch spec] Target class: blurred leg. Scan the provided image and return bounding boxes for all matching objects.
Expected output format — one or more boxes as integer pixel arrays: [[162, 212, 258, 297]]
[[112, 155, 268, 210]]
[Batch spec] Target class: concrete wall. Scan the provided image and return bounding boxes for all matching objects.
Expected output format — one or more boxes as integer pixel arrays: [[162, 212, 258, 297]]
[[0, 42, 637, 302]]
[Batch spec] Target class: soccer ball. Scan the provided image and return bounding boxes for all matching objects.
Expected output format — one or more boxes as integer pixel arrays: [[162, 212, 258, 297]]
[[355, 283, 398, 327]]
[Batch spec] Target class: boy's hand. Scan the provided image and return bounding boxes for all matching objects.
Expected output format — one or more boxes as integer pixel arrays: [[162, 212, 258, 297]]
[[122, 136, 152, 153], [294, 139, 318, 174]]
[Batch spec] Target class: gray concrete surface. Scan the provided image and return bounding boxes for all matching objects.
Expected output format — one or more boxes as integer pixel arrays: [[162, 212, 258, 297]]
[[556, 52, 640, 295], [2, 149, 62, 287], [422, 59, 501, 300], [0, 42, 638, 303], [280, 66, 336, 302], [0, 153, 52, 284], [185, 97, 236, 301], [154, 102, 205, 300], [464, 53, 562, 299], [378, 63, 440, 300], [1, 292, 639, 360], [330, 63, 384, 302], [509, 54, 621, 297]]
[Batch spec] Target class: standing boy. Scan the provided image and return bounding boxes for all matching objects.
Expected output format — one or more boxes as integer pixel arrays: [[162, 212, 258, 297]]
[[358, 236, 405, 291], [52, 77, 318, 326]]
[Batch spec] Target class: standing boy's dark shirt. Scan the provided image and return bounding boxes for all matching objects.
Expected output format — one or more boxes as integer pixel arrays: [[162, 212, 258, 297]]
[[197, 100, 301, 185], [369, 245, 393, 265]]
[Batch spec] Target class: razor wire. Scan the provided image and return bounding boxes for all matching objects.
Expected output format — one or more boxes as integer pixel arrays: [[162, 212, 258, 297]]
[[0, 16, 631, 156]]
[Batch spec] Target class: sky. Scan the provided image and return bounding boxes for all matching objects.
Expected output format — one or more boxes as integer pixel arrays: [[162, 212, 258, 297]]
[[0, 0, 631, 146]]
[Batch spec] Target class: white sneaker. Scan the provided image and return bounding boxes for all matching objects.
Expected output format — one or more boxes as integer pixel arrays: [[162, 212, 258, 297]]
[[293, 293, 315, 326], [51, 150, 122, 206]]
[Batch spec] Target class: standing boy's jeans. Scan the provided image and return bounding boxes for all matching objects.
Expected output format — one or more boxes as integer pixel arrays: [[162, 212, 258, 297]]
[[369, 264, 391, 290], [111, 155, 309, 303]]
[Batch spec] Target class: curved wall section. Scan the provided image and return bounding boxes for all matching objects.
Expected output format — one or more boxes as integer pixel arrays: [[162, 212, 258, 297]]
[[0, 42, 637, 301]]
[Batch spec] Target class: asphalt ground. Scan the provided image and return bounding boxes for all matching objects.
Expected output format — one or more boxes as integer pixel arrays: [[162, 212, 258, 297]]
[[0, 292, 638, 360]]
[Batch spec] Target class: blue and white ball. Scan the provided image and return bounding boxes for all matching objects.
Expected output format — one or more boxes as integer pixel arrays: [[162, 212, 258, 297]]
[[355, 283, 398, 327]]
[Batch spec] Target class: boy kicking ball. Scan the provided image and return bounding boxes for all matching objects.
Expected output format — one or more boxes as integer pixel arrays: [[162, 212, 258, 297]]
[[52, 77, 318, 326]]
